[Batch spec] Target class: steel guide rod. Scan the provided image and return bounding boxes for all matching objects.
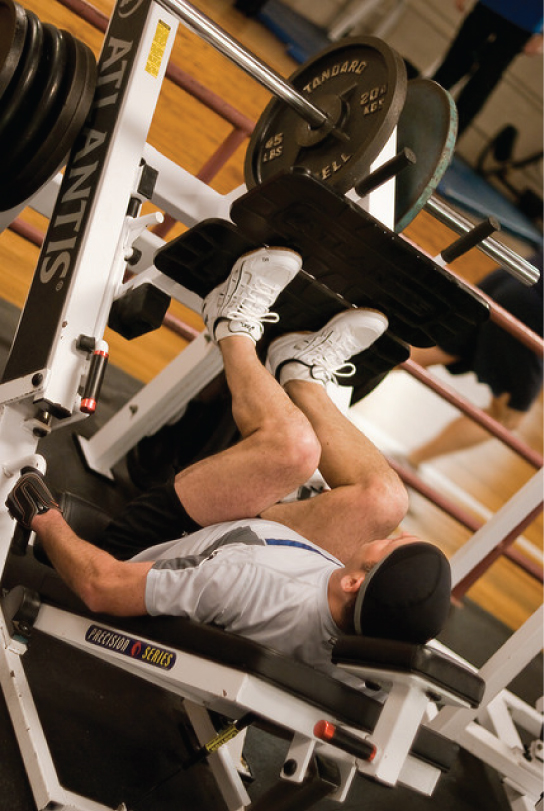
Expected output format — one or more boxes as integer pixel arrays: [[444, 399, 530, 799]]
[[425, 195, 540, 286], [156, 0, 329, 128]]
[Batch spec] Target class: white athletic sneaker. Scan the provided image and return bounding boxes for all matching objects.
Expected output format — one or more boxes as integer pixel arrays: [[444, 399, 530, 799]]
[[266, 308, 389, 386], [202, 247, 302, 343]]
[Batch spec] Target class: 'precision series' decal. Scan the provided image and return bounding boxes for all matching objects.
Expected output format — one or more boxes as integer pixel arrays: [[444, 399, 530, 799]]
[[85, 624, 176, 670]]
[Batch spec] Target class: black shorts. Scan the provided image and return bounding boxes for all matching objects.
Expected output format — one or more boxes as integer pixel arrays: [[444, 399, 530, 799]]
[[98, 477, 202, 560], [439, 268, 543, 412]]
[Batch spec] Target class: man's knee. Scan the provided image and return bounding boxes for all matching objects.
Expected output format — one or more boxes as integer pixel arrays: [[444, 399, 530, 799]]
[[283, 423, 322, 484], [352, 469, 409, 532], [265, 414, 321, 485]]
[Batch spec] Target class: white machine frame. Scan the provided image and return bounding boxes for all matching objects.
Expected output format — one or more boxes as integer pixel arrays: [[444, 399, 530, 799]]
[[0, 1, 541, 809], [1, 590, 481, 810]]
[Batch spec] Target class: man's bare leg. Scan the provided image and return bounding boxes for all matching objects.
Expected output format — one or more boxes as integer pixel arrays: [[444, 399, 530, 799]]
[[261, 310, 409, 561], [174, 246, 320, 527], [262, 381, 408, 560], [175, 336, 320, 526]]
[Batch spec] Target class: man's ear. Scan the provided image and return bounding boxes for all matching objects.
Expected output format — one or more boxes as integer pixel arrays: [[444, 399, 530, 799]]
[[340, 573, 365, 594]]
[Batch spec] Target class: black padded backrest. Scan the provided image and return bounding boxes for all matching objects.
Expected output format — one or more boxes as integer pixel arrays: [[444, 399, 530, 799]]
[[333, 636, 485, 708], [59, 491, 113, 542]]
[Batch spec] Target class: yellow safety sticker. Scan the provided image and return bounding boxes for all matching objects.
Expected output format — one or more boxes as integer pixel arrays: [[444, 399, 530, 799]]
[[146, 20, 171, 78]]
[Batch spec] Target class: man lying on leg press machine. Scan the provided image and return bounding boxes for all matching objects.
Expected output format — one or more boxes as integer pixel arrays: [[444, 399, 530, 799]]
[[5, 247, 451, 686]]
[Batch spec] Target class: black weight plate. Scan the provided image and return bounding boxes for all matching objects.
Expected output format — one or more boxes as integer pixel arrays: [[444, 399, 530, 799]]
[[0, 0, 27, 101], [245, 36, 407, 194], [0, 10, 44, 146], [0, 23, 67, 150], [394, 79, 457, 232], [0, 33, 96, 210], [0, 22, 68, 169]]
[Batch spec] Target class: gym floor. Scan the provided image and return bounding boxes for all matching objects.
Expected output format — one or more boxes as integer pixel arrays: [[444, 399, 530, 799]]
[[0, 1, 542, 809]]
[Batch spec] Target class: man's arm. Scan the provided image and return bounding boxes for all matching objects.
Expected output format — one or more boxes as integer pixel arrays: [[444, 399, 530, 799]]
[[32, 509, 153, 616]]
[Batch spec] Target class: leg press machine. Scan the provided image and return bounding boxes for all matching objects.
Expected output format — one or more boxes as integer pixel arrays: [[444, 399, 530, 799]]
[[0, 1, 541, 808]]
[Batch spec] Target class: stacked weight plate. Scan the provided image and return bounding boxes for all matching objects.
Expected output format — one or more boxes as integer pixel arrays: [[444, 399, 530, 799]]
[[0, 0, 97, 211], [244, 36, 458, 232]]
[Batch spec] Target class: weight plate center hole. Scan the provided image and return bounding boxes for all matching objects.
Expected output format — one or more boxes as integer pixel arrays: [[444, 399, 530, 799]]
[[295, 95, 346, 148]]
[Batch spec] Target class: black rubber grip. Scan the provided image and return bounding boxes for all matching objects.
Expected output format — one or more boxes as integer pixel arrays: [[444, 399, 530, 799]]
[[440, 217, 500, 264], [354, 147, 416, 198]]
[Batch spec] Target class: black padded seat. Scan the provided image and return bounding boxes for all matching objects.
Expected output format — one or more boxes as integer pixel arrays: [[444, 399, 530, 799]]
[[333, 636, 485, 708], [2, 549, 459, 773]]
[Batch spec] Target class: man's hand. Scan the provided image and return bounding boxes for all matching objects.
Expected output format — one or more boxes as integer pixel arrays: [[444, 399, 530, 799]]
[[5, 469, 61, 529]]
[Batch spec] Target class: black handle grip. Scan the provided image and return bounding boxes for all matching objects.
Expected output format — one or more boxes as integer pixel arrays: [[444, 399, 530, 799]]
[[11, 523, 31, 556], [440, 217, 500, 264], [354, 147, 416, 198], [80, 345, 109, 415]]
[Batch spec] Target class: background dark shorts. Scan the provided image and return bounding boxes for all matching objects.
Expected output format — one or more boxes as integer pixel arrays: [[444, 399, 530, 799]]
[[438, 268, 543, 412]]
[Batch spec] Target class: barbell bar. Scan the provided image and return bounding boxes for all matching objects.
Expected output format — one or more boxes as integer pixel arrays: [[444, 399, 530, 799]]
[[156, 0, 332, 130]]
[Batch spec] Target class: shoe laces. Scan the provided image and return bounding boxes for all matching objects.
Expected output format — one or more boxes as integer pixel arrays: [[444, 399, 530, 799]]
[[226, 278, 282, 327], [304, 328, 360, 379]]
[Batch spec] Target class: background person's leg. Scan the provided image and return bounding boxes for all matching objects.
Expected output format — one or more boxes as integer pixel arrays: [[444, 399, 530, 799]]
[[432, 4, 497, 90], [452, 16, 530, 134], [407, 392, 526, 467]]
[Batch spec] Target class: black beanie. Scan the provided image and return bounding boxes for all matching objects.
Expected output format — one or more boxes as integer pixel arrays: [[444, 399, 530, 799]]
[[353, 542, 452, 643]]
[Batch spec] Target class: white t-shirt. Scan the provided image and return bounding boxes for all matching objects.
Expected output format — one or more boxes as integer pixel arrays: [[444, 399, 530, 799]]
[[130, 518, 364, 686]]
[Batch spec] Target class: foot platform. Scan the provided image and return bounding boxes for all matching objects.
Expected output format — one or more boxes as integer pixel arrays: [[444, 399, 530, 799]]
[[154, 169, 489, 401]]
